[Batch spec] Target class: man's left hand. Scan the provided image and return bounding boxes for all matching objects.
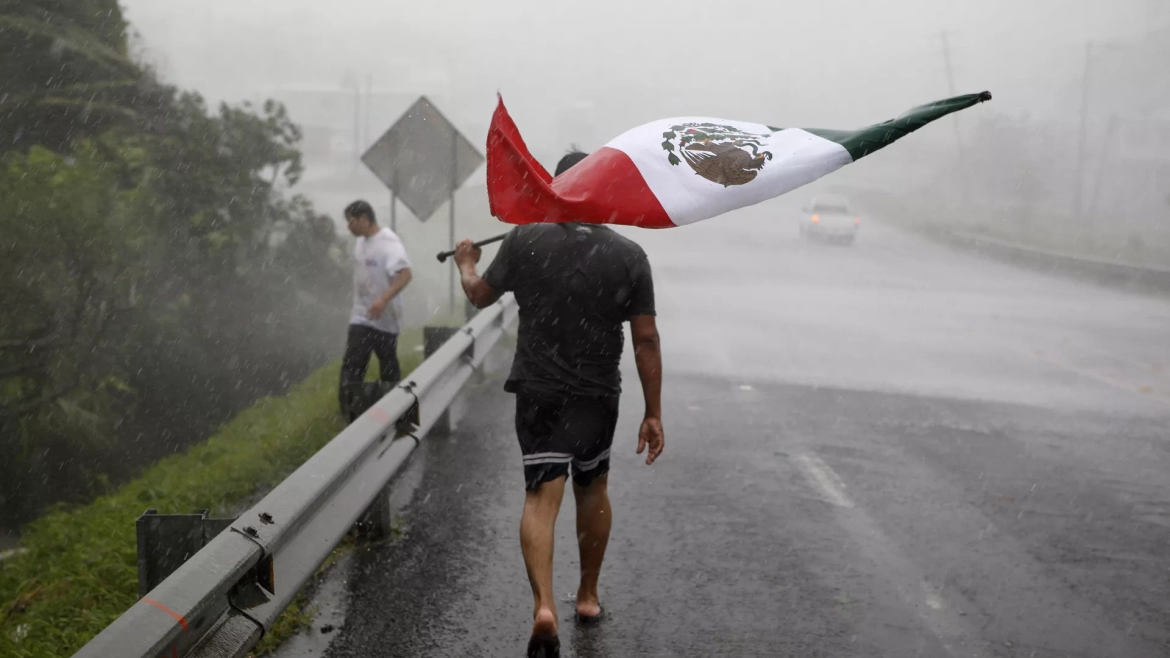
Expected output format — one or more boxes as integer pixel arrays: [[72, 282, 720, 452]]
[[368, 298, 388, 319], [637, 416, 665, 465], [453, 239, 482, 269]]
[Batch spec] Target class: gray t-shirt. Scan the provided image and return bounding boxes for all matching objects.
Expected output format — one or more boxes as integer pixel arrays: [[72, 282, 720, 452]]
[[483, 223, 655, 398]]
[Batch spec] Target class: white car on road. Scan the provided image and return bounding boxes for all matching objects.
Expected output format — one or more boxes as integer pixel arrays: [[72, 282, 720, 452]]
[[799, 195, 860, 245]]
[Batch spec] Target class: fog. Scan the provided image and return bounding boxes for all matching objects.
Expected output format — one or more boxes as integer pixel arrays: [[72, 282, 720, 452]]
[[123, 0, 1170, 269], [124, 0, 1154, 129]]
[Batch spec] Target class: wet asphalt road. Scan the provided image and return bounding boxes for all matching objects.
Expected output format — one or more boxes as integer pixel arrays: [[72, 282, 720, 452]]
[[316, 198, 1170, 657]]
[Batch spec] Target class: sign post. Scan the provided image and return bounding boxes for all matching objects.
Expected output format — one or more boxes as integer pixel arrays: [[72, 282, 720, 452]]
[[448, 121, 458, 313], [361, 96, 483, 313], [390, 168, 397, 232]]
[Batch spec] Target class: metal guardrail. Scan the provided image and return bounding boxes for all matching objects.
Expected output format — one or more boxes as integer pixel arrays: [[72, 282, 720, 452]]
[[72, 294, 518, 658], [945, 230, 1170, 292], [842, 186, 1170, 294]]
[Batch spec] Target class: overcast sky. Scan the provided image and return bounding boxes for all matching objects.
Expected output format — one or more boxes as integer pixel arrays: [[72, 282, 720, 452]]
[[121, 0, 1161, 156]]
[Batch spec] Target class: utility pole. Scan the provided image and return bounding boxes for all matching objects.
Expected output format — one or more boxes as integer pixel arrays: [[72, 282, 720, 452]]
[[940, 31, 966, 201], [940, 32, 959, 138], [1075, 42, 1093, 218]]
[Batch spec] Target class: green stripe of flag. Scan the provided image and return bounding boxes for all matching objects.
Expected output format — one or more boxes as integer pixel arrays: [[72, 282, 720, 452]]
[[769, 91, 992, 161]]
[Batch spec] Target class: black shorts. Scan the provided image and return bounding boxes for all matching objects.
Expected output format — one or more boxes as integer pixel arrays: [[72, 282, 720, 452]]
[[514, 390, 620, 491]]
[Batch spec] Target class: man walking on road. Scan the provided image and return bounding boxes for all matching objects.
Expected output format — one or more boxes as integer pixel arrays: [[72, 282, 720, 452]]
[[339, 200, 413, 421], [454, 152, 665, 657]]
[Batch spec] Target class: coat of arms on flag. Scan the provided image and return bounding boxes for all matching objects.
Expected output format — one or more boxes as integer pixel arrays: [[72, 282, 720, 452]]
[[661, 123, 774, 187]]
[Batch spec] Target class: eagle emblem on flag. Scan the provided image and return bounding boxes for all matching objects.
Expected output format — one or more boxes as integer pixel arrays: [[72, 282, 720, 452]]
[[660, 123, 774, 187]]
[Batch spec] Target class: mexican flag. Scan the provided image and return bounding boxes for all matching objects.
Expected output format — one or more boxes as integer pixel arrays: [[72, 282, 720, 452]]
[[487, 91, 991, 228]]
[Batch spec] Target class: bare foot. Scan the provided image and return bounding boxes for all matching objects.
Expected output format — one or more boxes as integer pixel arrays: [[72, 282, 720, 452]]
[[575, 590, 601, 618], [532, 607, 558, 637]]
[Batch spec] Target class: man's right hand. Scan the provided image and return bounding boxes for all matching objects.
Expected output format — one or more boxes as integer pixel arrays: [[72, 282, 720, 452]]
[[637, 416, 664, 465], [453, 239, 482, 270]]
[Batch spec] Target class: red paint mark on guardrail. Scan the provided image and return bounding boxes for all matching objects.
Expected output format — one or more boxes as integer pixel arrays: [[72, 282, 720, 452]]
[[142, 598, 188, 632]]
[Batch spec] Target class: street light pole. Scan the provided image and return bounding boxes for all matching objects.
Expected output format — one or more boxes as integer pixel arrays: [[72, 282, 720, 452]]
[[390, 167, 398, 233], [353, 84, 361, 172]]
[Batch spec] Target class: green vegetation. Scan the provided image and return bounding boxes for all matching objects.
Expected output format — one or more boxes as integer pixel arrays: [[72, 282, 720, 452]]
[[0, 0, 349, 527], [0, 2, 464, 655], [0, 336, 422, 658]]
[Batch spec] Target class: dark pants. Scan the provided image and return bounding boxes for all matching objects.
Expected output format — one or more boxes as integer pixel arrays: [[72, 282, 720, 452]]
[[339, 324, 401, 420]]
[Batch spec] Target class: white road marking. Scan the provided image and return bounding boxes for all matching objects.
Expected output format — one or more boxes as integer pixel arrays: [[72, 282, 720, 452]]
[[796, 452, 854, 508], [790, 450, 992, 658], [738, 384, 754, 391]]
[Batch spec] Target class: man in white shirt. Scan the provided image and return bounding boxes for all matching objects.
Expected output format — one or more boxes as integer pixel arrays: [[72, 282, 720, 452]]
[[340, 200, 413, 421]]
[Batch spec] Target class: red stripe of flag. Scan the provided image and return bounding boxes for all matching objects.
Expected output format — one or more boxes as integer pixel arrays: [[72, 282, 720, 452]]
[[486, 96, 674, 228]]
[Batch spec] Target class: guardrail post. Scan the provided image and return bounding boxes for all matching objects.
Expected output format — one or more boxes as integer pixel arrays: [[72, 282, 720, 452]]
[[479, 311, 514, 381], [422, 326, 466, 434], [136, 509, 235, 598], [356, 485, 393, 539]]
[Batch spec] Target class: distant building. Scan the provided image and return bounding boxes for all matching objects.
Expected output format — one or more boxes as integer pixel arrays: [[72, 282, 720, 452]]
[[258, 86, 420, 163]]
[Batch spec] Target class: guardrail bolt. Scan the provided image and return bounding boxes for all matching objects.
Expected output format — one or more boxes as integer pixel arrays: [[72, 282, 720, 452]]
[[244, 526, 259, 537], [258, 512, 274, 524]]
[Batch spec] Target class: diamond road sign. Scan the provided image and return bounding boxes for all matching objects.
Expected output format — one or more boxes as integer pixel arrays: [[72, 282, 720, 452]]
[[361, 96, 483, 222]]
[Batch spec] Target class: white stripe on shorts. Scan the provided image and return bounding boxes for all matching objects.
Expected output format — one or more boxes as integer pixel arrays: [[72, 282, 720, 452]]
[[523, 457, 575, 466], [523, 451, 574, 463], [573, 449, 612, 472]]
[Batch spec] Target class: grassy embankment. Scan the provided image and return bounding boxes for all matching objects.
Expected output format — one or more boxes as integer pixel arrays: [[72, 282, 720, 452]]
[[0, 329, 431, 657]]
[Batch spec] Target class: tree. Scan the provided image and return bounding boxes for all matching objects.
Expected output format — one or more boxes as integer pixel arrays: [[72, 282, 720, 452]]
[[0, 0, 153, 154], [0, 137, 143, 518], [0, 0, 350, 526]]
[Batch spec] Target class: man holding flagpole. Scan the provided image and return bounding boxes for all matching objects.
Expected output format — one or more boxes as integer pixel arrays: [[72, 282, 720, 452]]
[[454, 151, 665, 657], [446, 88, 990, 656]]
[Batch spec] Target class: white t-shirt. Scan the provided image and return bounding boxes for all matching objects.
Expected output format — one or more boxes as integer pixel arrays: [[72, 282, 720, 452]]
[[351, 227, 412, 335]]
